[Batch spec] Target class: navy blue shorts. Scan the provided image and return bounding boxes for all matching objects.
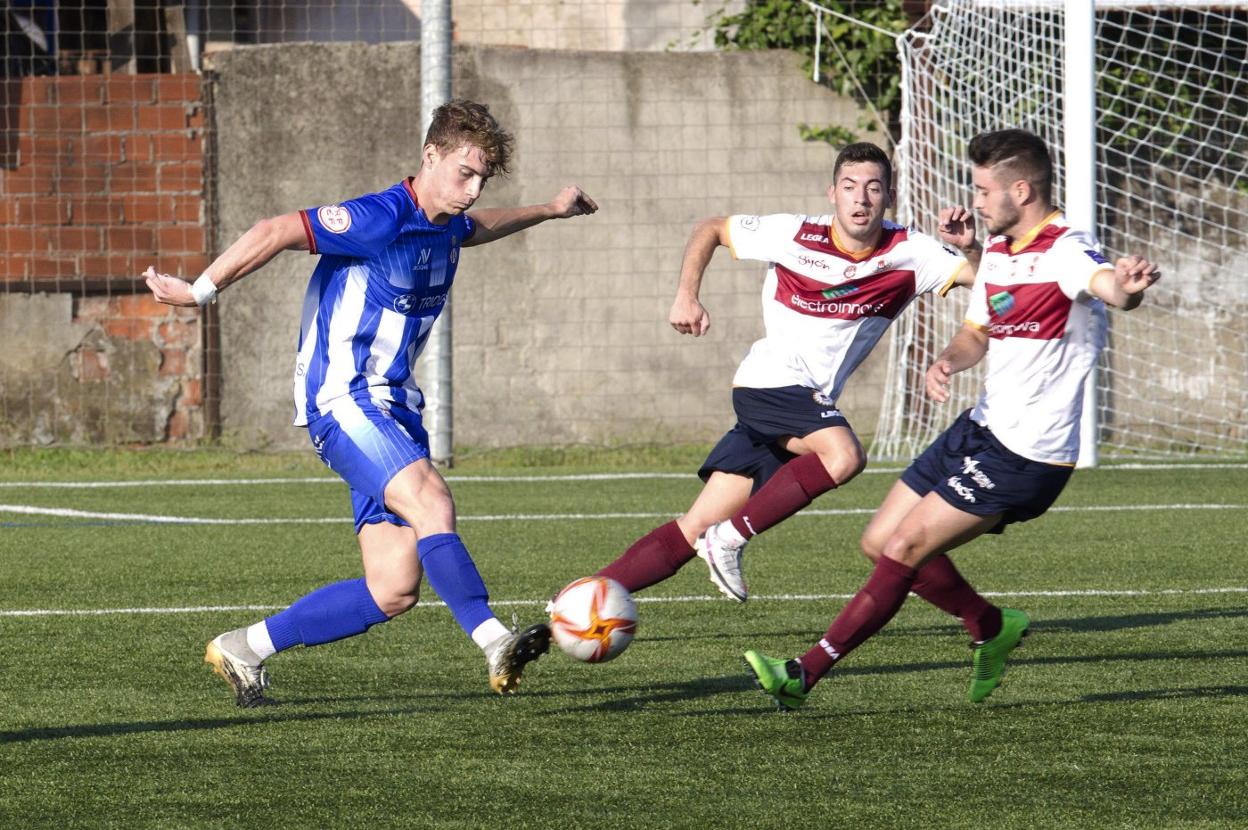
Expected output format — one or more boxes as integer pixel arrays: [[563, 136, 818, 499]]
[[901, 410, 1073, 533], [307, 401, 430, 533], [699, 386, 852, 493]]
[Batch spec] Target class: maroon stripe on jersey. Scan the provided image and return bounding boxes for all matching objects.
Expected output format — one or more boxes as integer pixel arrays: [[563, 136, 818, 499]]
[[403, 176, 420, 208], [775, 263, 917, 320], [793, 223, 908, 261], [984, 281, 1072, 340], [298, 209, 318, 255]]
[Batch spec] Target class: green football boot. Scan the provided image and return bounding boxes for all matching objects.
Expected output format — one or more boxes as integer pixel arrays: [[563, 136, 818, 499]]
[[744, 650, 808, 711], [969, 608, 1030, 703]]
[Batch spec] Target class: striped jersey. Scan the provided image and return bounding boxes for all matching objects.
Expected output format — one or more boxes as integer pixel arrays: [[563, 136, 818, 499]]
[[725, 213, 965, 402], [965, 211, 1113, 465], [292, 178, 473, 426]]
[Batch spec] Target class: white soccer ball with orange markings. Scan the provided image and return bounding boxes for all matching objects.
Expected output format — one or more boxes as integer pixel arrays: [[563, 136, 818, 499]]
[[549, 576, 638, 663]]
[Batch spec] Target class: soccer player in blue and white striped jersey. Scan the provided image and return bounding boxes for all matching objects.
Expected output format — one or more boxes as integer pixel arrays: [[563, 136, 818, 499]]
[[146, 99, 597, 706]]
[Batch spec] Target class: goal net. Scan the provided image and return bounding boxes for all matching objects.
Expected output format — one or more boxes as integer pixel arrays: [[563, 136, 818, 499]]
[[878, 0, 1248, 461]]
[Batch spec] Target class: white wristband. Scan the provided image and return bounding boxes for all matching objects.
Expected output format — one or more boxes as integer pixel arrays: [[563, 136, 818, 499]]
[[190, 275, 218, 306]]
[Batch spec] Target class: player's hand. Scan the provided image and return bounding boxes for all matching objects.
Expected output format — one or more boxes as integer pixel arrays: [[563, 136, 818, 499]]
[[549, 186, 598, 218], [669, 293, 710, 336], [1114, 254, 1161, 295], [144, 266, 197, 307], [938, 206, 977, 251], [925, 358, 955, 403]]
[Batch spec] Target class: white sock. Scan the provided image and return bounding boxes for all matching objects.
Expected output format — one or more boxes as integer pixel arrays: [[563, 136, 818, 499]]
[[471, 617, 510, 651], [246, 621, 277, 661]]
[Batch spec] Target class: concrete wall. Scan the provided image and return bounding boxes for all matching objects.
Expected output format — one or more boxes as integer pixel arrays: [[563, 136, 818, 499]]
[[210, 43, 885, 450]]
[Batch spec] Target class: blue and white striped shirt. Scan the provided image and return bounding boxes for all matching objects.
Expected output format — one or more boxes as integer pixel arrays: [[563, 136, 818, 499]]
[[293, 178, 473, 426]]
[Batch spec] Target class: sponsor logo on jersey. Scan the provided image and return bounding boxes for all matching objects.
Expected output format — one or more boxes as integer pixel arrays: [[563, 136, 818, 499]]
[[821, 284, 860, 300], [797, 254, 832, 271], [394, 294, 418, 314], [317, 205, 352, 233], [412, 248, 432, 272], [989, 290, 1015, 316], [799, 232, 829, 243], [989, 320, 1042, 336], [1084, 248, 1109, 265]]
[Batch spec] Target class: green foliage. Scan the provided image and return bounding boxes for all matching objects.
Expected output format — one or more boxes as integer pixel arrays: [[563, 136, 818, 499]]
[[797, 122, 859, 146], [711, 0, 909, 141]]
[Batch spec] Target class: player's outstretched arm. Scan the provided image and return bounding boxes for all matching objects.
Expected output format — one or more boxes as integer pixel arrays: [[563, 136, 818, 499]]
[[669, 217, 728, 337], [1089, 254, 1161, 311], [926, 324, 989, 402], [938, 205, 981, 286], [463, 185, 597, 247], [145, 212, 309, 307]]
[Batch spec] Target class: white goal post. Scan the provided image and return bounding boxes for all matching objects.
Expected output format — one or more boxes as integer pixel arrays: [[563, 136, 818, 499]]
[[871, 0, 1248, 462]]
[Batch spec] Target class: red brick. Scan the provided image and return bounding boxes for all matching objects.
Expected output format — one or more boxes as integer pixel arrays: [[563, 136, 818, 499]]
[[56, 173, 110, 196], [103, 316, 154, 340], [30, 103, 83, 132], [57, 77, 107, 106], [107, 226, 158, 252], [23, 77, 58, 105], [17, 197, 70, 225], [158, 226, 205, 253], [110, 162, 159, 193], [157, 161, 204, 192], [67, 196, 125, 225], [173, 254, 210, 275], [114, 293, 167, 318], [156, 75, 202, 103], [165, 408, 190, 441], [106, 76, 156, 105], [121, 196, 162, 225], [124, 134, 154, 164], [82, 134, 127, 162], [28, 256, 78, 278], [72, 348, 110, 381], [172, 197, 202, 223], [2, 227, 38, 252], [152, 132, 203, 161], [48, 226, 104, 252], [181, 378, 202, 406], [1, 166, 58, 196], [75, 296, 111, 321], [0, 256, 30, 278], [138, 106, 192, 132], [158, 319, 198, 347], [80, 253, 140, 279], [158, 347, 187, 376]]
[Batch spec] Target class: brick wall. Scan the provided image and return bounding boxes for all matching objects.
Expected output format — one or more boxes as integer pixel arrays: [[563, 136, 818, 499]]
[[0, 73, 211, 444]]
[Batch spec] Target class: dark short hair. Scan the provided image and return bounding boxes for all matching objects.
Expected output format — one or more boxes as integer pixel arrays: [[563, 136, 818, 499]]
[[968, 129, 1053, 204], [833, 142, 893, 190], [424, 98, 514, 177]]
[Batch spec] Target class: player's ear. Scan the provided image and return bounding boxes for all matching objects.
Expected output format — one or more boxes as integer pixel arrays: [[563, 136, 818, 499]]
[[1010, 178, 1031, 206], [423, 143, 440, 169], [826, 182, 836, 202]]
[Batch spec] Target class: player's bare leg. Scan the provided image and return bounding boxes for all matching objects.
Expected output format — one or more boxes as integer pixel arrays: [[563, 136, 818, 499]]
[[596, 471, 752, 593]]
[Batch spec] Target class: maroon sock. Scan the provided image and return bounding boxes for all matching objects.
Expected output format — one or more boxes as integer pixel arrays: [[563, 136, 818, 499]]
[[798, 555, 916, 687], [594, 520, 695, 593], [912, 554, 1002, 641], [728, 453, 836, 540]]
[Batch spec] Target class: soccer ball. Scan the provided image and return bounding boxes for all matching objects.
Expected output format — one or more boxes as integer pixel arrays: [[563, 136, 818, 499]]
[[548, 576, 638, 663]]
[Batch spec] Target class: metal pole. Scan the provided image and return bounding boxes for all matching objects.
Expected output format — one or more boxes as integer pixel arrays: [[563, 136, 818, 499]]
[[421, 0, 453, 466], [1065, 0, 1099, 468]]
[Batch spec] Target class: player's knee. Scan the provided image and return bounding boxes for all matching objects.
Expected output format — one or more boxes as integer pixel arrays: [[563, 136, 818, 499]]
[[373, 583, 421, 617], [881, 530, 924, 568], [818, 445, 867, 485], [859, 530, 885, 563]]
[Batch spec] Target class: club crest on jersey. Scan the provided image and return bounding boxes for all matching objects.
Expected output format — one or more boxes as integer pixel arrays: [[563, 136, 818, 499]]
[[740, 215, 761, 231], [989, 290, 1015, 317], [843, 265, 857, 279], [317, 205, 352, 233]]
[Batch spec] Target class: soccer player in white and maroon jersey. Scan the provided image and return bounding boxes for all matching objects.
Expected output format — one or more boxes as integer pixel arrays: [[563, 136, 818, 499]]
[[745, 128, 1161, 710], [593, 143, 982, 605], [145, 100, 597, 706]]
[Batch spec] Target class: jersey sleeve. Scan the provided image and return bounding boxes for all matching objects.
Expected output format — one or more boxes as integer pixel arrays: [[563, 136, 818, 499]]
[[964, 268, 991, 330], [1052, 230, 1114, 300], [724, 214, 803, 263], [300, 186, 408, 258], [908, 230, 969, 297]]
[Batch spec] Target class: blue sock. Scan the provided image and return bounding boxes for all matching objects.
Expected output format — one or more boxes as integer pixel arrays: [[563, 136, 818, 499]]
[[264, 577, 390, 652], [417, 532, 494, 636]]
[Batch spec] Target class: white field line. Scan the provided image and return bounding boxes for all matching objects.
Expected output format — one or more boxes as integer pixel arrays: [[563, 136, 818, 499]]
[[4, 587, 1247, 618], [0, 461, 1244, 489], [0, 502, 1245, 526]]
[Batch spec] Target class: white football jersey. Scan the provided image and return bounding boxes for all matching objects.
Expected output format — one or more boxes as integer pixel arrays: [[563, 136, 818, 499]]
[[965, 211, 1114, 464], [726, 213, 965, 402]]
